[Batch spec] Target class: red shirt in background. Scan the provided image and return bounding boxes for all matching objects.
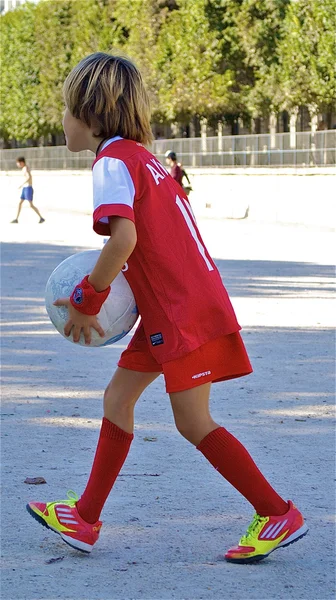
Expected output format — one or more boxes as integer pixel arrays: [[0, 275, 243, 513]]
[[170, 163, 183, 186]]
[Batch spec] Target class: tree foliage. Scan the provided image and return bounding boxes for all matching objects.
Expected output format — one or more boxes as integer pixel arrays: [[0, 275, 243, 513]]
[[0, 3, 41, 141], [0, 0, 335, 143]]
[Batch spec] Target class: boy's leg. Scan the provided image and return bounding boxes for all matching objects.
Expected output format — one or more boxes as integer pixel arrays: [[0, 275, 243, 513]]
[[29, 202, 44, 221], [169, 383, 288, 517], [170, 383, 308, 562], [12, 200, 24, 222], [27, 368, 160, 552], [76, 367, 160, 524]]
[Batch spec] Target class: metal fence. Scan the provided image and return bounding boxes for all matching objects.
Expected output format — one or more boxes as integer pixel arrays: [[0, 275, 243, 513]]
[[1, 130, 335, 170]]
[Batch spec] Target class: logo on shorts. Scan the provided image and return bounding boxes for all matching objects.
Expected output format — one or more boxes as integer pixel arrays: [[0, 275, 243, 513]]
[[73, 287, 83, 304], [191, 370, 211, 380], [150, 332, 164, 346]]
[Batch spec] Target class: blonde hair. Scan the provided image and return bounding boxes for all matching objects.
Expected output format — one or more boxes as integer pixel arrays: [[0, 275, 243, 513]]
[[63, 53, 153, 145]]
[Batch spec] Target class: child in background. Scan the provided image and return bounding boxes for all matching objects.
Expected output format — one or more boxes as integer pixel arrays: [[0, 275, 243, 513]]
[[165, 150, 192, 195], [11, 157, 45, 224], [27, 53, 308, 563]]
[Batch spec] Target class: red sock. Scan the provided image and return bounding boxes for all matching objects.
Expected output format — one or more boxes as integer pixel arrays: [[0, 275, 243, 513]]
[[197, 427, 288, 516], [77, 418, 133, 524]]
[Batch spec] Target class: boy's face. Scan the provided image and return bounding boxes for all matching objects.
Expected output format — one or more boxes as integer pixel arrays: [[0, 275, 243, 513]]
[[63, 108, 92, 152], [16, 161, 24, 168]]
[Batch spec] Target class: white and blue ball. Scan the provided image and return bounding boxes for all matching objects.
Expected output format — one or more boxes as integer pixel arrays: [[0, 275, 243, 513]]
[[45, 250, 138, 347]]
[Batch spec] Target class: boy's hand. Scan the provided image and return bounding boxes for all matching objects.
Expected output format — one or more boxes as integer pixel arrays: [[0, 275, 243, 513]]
[[54, 298, 105, 345]]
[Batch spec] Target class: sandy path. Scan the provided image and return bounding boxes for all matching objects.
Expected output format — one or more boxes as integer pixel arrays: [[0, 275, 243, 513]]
[[1, 190, 335, 600]]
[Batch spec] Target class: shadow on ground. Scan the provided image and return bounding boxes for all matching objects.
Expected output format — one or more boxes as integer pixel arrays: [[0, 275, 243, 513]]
[[1, 241, 335, 600]]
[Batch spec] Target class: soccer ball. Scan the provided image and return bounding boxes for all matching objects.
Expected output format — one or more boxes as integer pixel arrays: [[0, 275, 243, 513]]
[[45, 250, 138, 347]]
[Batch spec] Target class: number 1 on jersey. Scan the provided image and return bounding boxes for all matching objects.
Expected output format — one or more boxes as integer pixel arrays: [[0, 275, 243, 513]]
[[175, 195, 214, 271]]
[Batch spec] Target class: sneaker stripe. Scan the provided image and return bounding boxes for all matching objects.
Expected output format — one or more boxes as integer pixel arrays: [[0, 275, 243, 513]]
[[270, 519, 288, 539], [260, 523, 275, 539], [57, 510, 76, 516], [260, 520, 287, 540], [59, 518, 79, 525]]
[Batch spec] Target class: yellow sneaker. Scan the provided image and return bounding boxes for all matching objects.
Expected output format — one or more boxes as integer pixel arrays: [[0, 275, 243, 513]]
[[225, 500, 308, 563], [26, 490, 102, 553]]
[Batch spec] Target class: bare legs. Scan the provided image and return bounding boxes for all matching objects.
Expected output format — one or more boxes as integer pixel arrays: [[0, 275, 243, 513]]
[[79, 374, 287, 522], [12, 200, 44, 222], [103, 367, 161, 433], [30, 202, 44, 220], [170, 382, 219, 445], [12, 199, 24, 222], [76, 368, 160, 523]]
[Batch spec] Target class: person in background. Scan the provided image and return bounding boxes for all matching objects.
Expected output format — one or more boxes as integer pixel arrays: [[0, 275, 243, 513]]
[[11, 157, 45, 224], [165, 150, 192, 196]]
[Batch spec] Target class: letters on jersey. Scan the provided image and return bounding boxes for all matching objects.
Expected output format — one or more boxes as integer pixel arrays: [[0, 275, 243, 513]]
[[91, 138, 240, 363]]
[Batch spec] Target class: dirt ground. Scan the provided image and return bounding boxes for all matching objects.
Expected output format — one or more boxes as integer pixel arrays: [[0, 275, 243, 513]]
[[1, 185, 335, 600]]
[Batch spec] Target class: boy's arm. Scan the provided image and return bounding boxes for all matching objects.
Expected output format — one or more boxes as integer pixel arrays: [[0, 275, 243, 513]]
[[88, 217, 137, 291], [54, 217, 136, 345], [182, 169, 191, 185]]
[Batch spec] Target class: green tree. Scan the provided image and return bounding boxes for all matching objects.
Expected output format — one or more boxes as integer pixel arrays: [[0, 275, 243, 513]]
[[280, 0, 335, 111], [234, 0, 290, 117], [70, 0, 127, 63], [1, 0, 334, 145], [33, 0, 74, 136], [156, 0, 234, 122], [110, 0, 178, 121], [254, 0, 336, 115], [33, 0, 126, 138], [0, 3, 41, 143]]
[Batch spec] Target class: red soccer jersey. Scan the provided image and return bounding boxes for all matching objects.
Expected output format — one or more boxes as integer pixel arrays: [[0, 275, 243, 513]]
[[92, 137, 241, 363]]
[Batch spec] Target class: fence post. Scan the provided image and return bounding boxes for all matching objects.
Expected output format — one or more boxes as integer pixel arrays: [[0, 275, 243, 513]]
[[217, 121, 223, 152], [269, 113, 277, 149], [290, 108, 299, 149], [269, 113, 277, 166], [309, 105, 318, 166], [201, 118, 207, 155]]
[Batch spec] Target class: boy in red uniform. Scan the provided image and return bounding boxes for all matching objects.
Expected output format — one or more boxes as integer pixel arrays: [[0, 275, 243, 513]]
[[27, 53, 308, 563]]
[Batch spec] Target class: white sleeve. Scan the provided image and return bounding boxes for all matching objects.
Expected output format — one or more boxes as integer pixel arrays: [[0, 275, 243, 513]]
[[92, 156, 135, 226]]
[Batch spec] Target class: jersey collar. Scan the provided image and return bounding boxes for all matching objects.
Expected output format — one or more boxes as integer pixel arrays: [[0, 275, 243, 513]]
[[96, 136, 123, 157]]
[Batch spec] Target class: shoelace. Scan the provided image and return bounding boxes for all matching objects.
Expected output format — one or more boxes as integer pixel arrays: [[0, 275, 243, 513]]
[[48, 490, 79, 508], [240, 513, 268, 544]]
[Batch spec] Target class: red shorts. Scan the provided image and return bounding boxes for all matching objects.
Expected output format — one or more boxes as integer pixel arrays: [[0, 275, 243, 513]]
[[118, 325, 253, 393]]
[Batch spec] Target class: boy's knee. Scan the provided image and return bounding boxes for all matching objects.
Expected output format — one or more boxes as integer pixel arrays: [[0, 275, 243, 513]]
[[175, 423, 192, 442], [174, 415, 219, 446], [103, 382, 136, 414], [174, 417, 198, 443], [175, 423, 204, 446]]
